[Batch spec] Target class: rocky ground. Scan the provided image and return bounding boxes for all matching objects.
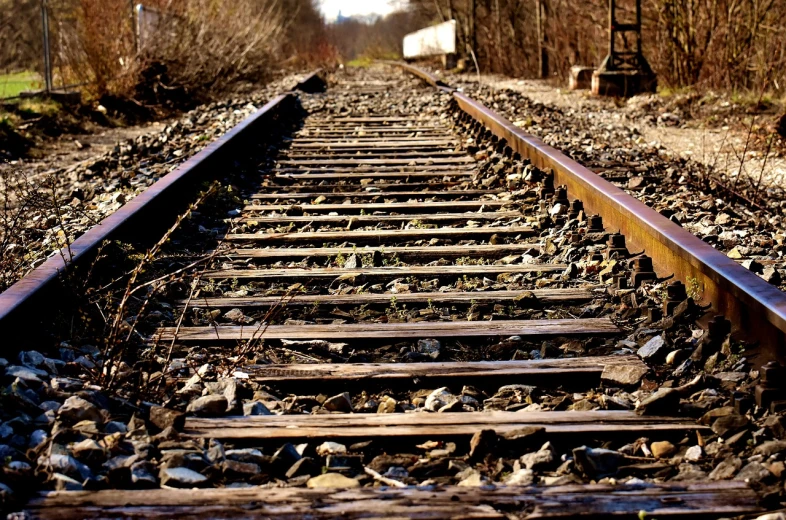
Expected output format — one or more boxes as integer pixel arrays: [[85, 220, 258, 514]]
[[0, 73, 307, 292], [1, 67, 784, 519], [448, 73, 786, 187], [431, 72, 786, 295]]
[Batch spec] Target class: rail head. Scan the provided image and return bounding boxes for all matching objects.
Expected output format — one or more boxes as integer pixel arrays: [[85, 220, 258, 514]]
[[380, 60, 454, 92], [387, 61, 786, 360], [293, 70, 327, 93], [0, 92, 298, 336]]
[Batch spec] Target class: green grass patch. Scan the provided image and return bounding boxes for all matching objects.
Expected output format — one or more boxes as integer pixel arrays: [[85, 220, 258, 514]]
[[17, 98, 61, 117], [0, 71, 42, 99], [346, 51, 401, 68], [347, 56, 374, 68], [657, 85, 694, 98]]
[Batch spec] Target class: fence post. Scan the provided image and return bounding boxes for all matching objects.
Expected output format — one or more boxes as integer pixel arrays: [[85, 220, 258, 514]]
[[131, 1, 139, 52], [41, 0, 52, 93], [536, 0, 549, 78]]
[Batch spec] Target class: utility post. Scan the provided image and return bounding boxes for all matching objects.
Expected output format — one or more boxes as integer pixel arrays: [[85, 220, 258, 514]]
[[592, 0, 656, 96], [536, 0, 549, 78], [40, 0, 52, 93], [131, 1, 139, 53]]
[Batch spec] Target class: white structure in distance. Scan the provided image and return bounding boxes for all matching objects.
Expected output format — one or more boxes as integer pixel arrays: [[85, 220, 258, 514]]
[[403, 20, 457, 59]]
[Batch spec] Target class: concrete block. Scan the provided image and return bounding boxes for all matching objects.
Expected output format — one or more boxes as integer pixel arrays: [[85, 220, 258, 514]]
[[569, 66, 594, 90], [591, 69, 657, 97]]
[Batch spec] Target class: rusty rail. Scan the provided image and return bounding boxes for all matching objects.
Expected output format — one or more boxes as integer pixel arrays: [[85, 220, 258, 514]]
[[293, 70, 327, 93], [0, 93, 297, 341], [394, 62, 786, 362], [380, 61, 453, 91]]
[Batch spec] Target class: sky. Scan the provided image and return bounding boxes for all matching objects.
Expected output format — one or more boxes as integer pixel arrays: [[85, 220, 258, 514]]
[[319, 0, 402, 22]]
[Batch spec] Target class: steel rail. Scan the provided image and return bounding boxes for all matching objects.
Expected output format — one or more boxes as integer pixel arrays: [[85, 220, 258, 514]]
[[0, 92, 298, 340], [380, 60, 454, 91], [393, 62, 786, 362]]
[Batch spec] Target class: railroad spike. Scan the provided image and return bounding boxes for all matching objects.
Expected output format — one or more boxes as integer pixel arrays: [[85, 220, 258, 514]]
[[605, 233, 628, 259], [629, 254, 657, 288]]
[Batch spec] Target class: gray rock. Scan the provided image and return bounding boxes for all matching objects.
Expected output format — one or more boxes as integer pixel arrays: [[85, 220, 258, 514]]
[[43, 454, 93, 480], [223, 459, 261, 478], [424, 387, 455, 412], [43, 357, 65, 374], [51, 377, 83, 392], [243, 401, 272, 415], [203, 379, 238, 411], [273, 443, 302, 465], [754, 440, 786, 457], [71, 439, 106, 464], [223, 308, 252, 324], [519, 442, 556, 470], [735, 461, 771, 483], [684, 445, 703, 462], [5, 365, 47, 383], [186, 395, 228, 416], [29, 429, 48, 448], [762, 267, 781, 285], [670, 462, 708, 481], [503, 468, 534, 485], [601, 364, 648, 386], [18, 351, 45, 367], [637, 335, 668, 362], [417, 339, 441, 359], [469, 429, 498, 459], [457, 469, 488, 487], [709, 457, 742, 480], [323, 392, 352, 412], [105, 421, 128, 434], [39, 400, 61, 413], [159, 466, 209, 488], [343, 254, 358, 269], [714, 371, 747, 383], [149, 406, 186, 431], [383, 466, 409, 479], [636, 388, 679, 415], [316, 441, 346, 456], [496, 384, 537, 396], [131, 461, 158, 488], [712, 414, 748, 437], [58, 396, 103, 424], [225, 448, 266, 465], [285, 457, 320, 478], [74, 356, 96, 370], [572, 446, 633, 479]]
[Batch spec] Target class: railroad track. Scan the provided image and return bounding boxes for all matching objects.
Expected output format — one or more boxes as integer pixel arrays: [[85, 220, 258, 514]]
[[5, 66, 785, 518]]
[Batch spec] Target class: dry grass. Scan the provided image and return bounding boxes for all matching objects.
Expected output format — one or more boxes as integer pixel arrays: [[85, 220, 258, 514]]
[[140, 0, 287, 98]]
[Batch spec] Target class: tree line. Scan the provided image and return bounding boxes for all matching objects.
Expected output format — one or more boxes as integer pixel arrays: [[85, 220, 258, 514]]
[[375, 0, 786, 93]]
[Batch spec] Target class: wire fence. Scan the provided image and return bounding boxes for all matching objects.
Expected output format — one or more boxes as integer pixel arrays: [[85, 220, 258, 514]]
[[0, 1, 162, 101]]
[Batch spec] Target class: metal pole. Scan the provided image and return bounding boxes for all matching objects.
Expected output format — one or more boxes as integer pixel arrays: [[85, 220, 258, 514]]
[[536, 0, 549, 78], [41, 0, 52, 93], [131, 1, 139, 52], [635, 0, 642, 57], [608, 0, 615, 62]]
